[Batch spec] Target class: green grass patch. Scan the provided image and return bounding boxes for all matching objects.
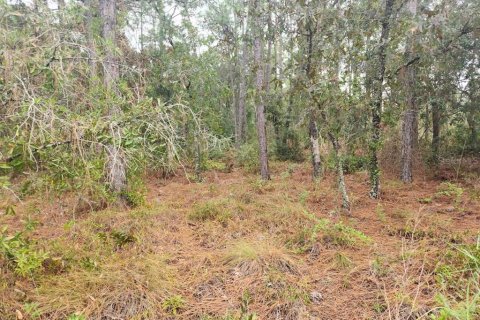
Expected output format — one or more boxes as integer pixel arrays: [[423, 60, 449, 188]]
[[188, 200, 232, 224]]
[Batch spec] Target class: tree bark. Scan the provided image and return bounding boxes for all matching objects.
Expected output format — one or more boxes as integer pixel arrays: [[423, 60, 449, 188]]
[[100, 0, 119, 90], [400, 0, 418, 183], [401, 109, 415, 182], [431, 100, 440, 166], [235, 6, 249, 148], [368, 0, 395, 199], [305, 14, 321, 179], [100, 0, 126, 193], [84, 0, 98, 83], [467, 111, 478, 152], [328, 133, 350, 212], [309, 115, 321, 178], [466, 70, 478, 152], [252, 0, 270, 180], [275, 21, 284, 81]]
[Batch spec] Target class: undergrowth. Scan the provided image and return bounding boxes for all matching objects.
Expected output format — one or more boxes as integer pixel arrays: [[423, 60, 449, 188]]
[[0, 227, 48, 277], [288, 212, 372, 252], [433, 236, 480, 319], [188, 200, 232, 224]]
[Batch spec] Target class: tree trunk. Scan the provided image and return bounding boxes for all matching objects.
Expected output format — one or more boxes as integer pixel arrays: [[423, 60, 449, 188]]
[[368, 0, 395, 199], [466, 66, 478, 153], [232, 75, 240, 140], [264, 4, 273, 96], [400, 0, 418, 183], [235, 7, 249, 148], [252, 0, 270, 180], [100, 0, 119, 90], [275, 23, 284, 81], [84, 0, 98, 83], [401, 109, 415, 182], [431, 100, 440, 166], [309, 115, 321, 178], [283, 91, 293, 145], [305, 16, 321, 179], [195, 137, 202, 182], [467, 112, 478, 152], [328, 133, 350, 212], [100, 0, 126, 193]]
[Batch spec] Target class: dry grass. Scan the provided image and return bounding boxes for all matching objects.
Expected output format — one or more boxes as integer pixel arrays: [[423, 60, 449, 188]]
[[1, 161, 479, 319], [223, 240, 299, 277], [34, 253, 177, 319]]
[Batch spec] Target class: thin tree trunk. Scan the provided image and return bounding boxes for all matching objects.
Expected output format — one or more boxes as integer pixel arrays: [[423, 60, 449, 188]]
[[264, 4, 273, 95], [283, 91, 293, 145], [467, 112, 478, 152], [252, 0, 270, 180], [230, 21, 240, 146], [139, 0, 144, 53], [328, 133, 350, 212], [424, 100, 430, 142], [100, 0, 119, 90], [195, 136, 202, 182], [275, 23, 284, 81], [466, 66, 478, 152], [84, 0, 98, 83], [305, 17, 321, 179], [310, 116, 321, 178], [100, 0, 126, 193], [232, 73, 240, 141], [401, 109, 415, 182], [431, 100, 440, 166], [236, 7, 249, 148], [400, 0, 418, 183], [368, 0, 395, 199]]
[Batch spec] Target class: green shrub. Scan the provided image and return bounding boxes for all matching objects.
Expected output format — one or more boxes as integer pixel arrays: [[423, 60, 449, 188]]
[[121, 189, 146, 208], [288, 216, 371, 251], [433, 291, 479, 320], [80, 257, 98, 271], [188, 201, 231, 223], [418, 197, 433, 204], [343, 154, 368, 174], [249, 178, 274, 194], [162, 295, 185, 315], [275, 131, 304, 162], [322, 222, 371, 247], [236, 143, 259, 174], [97, 228, 136, 250], [121, 176, 146, 208], [23, 302, 41, 319], [432, 238, 480, 320], [435, 182, 464, 205], [327, 154, 367, 174], [110, 230, 136, 248], [203, 159, 227, 171], [0, 228, 48, 277]]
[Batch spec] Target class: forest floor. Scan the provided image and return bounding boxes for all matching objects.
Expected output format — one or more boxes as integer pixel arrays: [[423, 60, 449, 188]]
[[1, 161, 480, 319]]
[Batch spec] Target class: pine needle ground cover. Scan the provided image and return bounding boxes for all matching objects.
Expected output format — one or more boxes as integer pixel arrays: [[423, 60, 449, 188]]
[[1, 162, 479, 319]]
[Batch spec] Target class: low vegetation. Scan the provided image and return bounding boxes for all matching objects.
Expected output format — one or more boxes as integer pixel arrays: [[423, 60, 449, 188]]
[[1, 161, 479, 319], [1, 0, 479, 319]]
